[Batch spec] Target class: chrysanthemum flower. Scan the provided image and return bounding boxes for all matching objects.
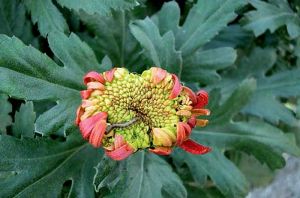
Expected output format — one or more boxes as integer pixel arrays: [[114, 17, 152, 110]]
[[75, 67, 211, 160]]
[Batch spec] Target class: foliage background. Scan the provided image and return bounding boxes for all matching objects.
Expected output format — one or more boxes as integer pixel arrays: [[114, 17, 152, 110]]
[[0, 0, 299, 197]]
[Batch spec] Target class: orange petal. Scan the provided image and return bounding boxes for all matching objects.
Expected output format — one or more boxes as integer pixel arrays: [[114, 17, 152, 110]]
[[83, 71, 105, 85], [196, 119, 209, 127], [183, 86, 197, 105], [169, 74, 182, 99], [75, 106, 84, 125], [80, 90, 93, 99], [87, 82, 105, 90], [191, 109, 210, 116], [179, 139, 211, 155], [149, 147, 172, 155], [104, 68, 117, 82], [89, 120, 107, 148], [105, 144, 134, 161], [194, 90, 209, 108], [79, 112, 108, 139], [176, 110, 192, 117], [151, 67, 167, 84]]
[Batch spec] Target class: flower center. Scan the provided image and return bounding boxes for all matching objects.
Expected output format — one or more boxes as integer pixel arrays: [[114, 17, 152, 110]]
[[80, 68, 192, 150]]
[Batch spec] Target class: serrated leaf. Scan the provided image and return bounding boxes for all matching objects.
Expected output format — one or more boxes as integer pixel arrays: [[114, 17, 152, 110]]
[[209, 47, 300, 126], [0, 0, 34, 44], [56, 0, 138, 16], [108, 151, 187, 198], [173, 149, 249, 198], [24, 0, 69, 37], [0, 33, 101, 136], [244, 0, 300, 39], [130, 17, 182, 75], [12, 101, 36, 138], [0, 132, 102, 197], [79, 11, 145, 72], [181, 47, 237, 83], [0, 94, 12, 134], [150, 1, 243, 83]]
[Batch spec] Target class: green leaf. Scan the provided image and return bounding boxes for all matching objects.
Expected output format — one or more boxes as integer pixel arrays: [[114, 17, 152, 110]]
[[0, 33, 100, 136], [56, 0, 138, 16], [209, 47, 300, 126], [0, 132, 102, 197], [24, 0, 69, 37], [173, 149, 249, 198], [150, 1, 243, 82], [181, 47, 237, 83], [0, 0, 34, 44], [12, 101, 36, 138], [244, 0, 300, 39], [152, 1, 246, 56], [130, 17, 182, 76], [109, 151, 187, 198], [79, 11, 145, 72], [0, 94, 12, 134]]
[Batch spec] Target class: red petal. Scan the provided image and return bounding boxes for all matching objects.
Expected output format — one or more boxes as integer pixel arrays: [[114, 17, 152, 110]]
[[187, 116, 197, 128], [105, 144, 134, 161], [182, 122, 192, 137], [149, 147, 172, 155], [89, 120, 107, 148], [179, 139, 211, 155], [151, 67, 167, 84], [183, 86, 197, 105], [79, 112, 107, 139], [104, 68, 117, 82], [83, 71, 105, 85], [194, 90, 209, 108], [176, 123, 186, 145], [87, 82, 105, 90], [169, 74, 182, 99], [80, 90, 93, 99], [75, 106, 84, 125]]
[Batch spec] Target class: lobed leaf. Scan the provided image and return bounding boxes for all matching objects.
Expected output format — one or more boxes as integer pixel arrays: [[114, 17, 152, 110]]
[[12, 101, 36, 138], [244, 0, 300, 39], [24, 0, 69, 37], [0, 132, 102, 198]]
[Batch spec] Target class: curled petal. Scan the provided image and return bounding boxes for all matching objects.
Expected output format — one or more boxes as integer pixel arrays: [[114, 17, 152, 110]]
[[183, 86, 197, 105], [196, 119, 209, 127], [105, 144, 134, 161], [182, 122, 192, 137], [79, 112, 108, 139], [83, 71, 105, 85], [152, 128, 176, 147], [89, 120, 107, 148], [150, 67, 167, 84], [81, 100, 94, 108], [169, 74, 182, 99], [187, 116, 197, 128], [176, 123, 186, 145], [114, 134, 126, 149], [179, 139, 211, 155], [191, 109, 210, 116], [75, 106, 84, 125], [104, 68, 117, 82], [149, 147, 172, 155], [194, 90, 209, 108], [87, 82, 105, 90], [80, 90, 93, 99]]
